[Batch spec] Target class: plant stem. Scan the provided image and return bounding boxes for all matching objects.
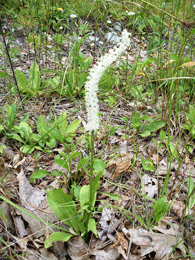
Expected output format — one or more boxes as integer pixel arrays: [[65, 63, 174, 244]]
[[89, 130, 95, 208], [0, 18, 22, 101]]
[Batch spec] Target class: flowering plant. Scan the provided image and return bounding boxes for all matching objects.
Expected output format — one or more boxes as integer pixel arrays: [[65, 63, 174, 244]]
[[85, 29, 131, 132]]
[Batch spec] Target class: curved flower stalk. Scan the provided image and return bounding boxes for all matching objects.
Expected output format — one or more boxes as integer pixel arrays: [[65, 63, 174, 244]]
[[85, 29, 131, 132]]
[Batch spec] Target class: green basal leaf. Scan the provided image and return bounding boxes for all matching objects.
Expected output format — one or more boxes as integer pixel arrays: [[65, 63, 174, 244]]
[[187, 176, 195, 209], [58, 151, 68, 160], [65, 119, 81, 135], [11, 133, 25, 143], [77, 157, 90, 172], [30, 170, 51, 182], [160, 129, 166, 142], [0, 125, 4, 133], [18, 122, 33, 140], [151, 197, 169, 224], [79, 185, 96, 216], [131, 112, 141, 124], [141, 158, 155, 172], [139, 130, 151, 137], [49, 128, 63, 143], [169, 142, 179, 160], [88, 217, 97, 236], [37, 115, 48, 137], [144, 120, 165, 132], [15, 69, 29, 91], [57, 111, 67, 134], [91, 171, 102, 194], [29, 61, 41, 91], [177, 25, 183, 41], [20, 145, 35, 154], [46, 138, 56, 148], [69, 151, 81, 160], [93, 159, 106, 173], [0, 144, 6, 154], [54, 154, 69, 171], [47, 188, 83, 235], [45, 232, 73, 248], [186, 105, 195, 124]]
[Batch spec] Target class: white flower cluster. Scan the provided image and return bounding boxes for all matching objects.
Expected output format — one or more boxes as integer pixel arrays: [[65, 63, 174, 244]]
[[85, 29, 131, 132]]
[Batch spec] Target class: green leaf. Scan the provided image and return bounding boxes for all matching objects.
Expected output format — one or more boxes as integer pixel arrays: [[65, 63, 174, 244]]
[[45, 232, 73, 248], [49, 127, 63, 143], [0, 144, 6, 154], [141, 158, 155, 172], [0, 70, 6, 78], [187, 176, 195, 209], [186, 105, 195, 124], [20, 145, 35, 154], [91, 171, 103, 194], [57, 111, 67, 134], [15, 69, 29, 91], [131, 112, 141, 124], [47, 188, 83, 235], [160, 130, 166, 142], [77, 157, 90, 172], [30, 170, 51, 182], [144, 120, 165, 132], [65, 119, 81, 135], [169, 142, 179, 160], [79, 185, 96, 216], [0, 125, 4, 133], [177, 25, 183, 41], [5, 103, 17, 129], [88, 217, 97, 236], [69, 151, 81, 160], [11, 133, 25, 143], [93, 159, 106, 173], [151, 197, 169, 224], [139, 130, 151, 137], [18, 122, 33, 141], [54, 155, 69, 171], [100, 192, 121, 201], [79, 185, 90, 212], [37, 116, 48, 137], [29, 62, 41, 91], [46, 138, 56, 148], [0, 209, 7, 222]]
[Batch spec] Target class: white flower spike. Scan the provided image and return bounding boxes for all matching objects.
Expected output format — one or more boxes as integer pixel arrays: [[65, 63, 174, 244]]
[[85, 29, 131, 132]]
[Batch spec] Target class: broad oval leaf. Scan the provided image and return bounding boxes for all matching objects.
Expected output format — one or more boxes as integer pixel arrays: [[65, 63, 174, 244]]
[[65, 119, 81, 135], [144, 120, 165, 132], [44, 231, 73, 248], [30, 170, 50, 182]]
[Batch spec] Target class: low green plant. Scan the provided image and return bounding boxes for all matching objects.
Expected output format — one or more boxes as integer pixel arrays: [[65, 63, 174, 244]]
[[14, 61, 61, 97], [61, 35, 92, 97], [12, 121, 42, 153], [0, 103, 17, 134], [15, 61, 42, 96], [186, 176, 195, 213], [29, 129, 106, 246], [45, 165, 104, 245], [130, 111, 166, 137], [141, 157, 155, 172]]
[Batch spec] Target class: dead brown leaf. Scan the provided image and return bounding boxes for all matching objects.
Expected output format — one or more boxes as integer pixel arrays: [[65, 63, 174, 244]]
[[122, 227, 186, 260], [170, 200, 185, 219], [106, 155, 131, 179]]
